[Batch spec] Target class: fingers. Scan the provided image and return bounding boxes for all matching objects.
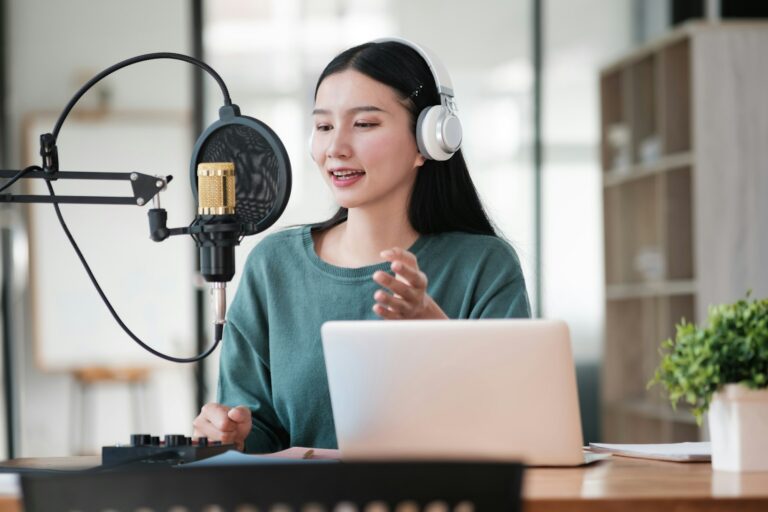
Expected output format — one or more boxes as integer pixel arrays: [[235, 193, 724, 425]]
[[372, 271, 420, 302], [201, 403, 238, 432], [372, 270, 420, 318], [380, 247, 419, 278], [373, 247, 430, 320], [192, 413, 234, 443], [376, 247, 428, 291], [380, 246, 417, 265], [228, 406, 253, 448], [192, 419, 216, 439], [373, 247, 449, 320], [228, 405, 252, 424], [193, 402, 251, 449], [391, 260, 427, 288], [373, 302, 403, 320], [373, 288, 412, 316], [374, 262, 428, 292]]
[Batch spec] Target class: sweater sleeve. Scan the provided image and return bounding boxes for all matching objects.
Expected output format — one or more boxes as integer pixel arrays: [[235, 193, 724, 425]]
[[216, 255, 290, 454], [469, 241, 532, 319]]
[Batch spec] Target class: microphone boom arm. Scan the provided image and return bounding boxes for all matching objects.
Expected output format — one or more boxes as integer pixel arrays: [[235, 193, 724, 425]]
[[0, 52, 272, 363], [0, 169, 171, 206]]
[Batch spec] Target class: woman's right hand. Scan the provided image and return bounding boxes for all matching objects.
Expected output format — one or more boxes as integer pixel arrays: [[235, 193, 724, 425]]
[[192, 402, 252, 451]]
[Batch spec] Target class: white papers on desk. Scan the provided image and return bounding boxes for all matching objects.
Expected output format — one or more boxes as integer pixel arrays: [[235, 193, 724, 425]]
[[589, 442, 711, 462], [0, 474, 19, 495]]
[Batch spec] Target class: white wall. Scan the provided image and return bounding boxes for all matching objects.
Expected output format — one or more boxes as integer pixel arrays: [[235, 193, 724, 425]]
[[6, 0, 196, 456]]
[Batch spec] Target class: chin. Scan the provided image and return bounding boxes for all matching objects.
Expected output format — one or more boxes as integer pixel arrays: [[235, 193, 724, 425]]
[[334, 197, 366, 210], [328, 187, 368, 210]]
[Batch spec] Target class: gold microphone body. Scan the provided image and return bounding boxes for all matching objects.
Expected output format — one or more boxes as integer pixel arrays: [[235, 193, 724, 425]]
[[197, 162, 236, 215], [194, 162, 237, 330]]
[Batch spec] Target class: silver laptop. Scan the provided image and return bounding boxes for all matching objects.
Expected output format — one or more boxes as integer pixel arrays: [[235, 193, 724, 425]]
[[321, 319, 603, 466]]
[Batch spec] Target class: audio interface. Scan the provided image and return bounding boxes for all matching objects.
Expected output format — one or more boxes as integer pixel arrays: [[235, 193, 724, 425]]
[[102, 434, 235, 467]]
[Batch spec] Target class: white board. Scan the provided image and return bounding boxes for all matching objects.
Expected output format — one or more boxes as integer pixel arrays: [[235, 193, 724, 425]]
[[24, 112, 197, 370]]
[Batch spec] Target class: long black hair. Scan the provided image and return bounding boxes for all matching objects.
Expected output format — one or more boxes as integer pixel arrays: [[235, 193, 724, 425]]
[[312, 41, 498, 237]]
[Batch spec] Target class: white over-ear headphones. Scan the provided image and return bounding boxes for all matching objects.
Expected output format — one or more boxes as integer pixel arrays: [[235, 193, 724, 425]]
[[374, 37, 463, 161]]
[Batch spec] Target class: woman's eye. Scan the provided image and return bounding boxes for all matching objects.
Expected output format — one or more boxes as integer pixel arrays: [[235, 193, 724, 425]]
[[315, 124, 331, 132], [354, 122, 379, 128]]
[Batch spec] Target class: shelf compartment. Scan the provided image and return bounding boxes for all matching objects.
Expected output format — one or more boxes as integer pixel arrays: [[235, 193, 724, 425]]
[[600, 68, 632, 172], [603, 297, 658, 404], [603, 174, 662, 285], [603, 164, 693, 286], [621, 175, 663, 284], [661, 166, 694, 280], [659, 38, 691, 155], [629, 55, 660, 166], [649, 294, 697, 408], [603, 292, 698, 442], [603, 185, 626, 285], [604, 293, 696, 405]]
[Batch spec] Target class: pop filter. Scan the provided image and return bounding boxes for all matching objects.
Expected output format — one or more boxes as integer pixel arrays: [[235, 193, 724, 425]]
[[187, 104, 292, 342], [190, 104, 292, 235]]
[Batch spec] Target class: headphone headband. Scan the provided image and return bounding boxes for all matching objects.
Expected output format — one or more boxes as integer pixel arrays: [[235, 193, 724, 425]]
[[372, 37, 456, 107], [372, 37, 462, 161]]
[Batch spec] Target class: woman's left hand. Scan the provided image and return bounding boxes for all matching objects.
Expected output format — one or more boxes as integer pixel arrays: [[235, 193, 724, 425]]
[[372, 247, 448, 320]]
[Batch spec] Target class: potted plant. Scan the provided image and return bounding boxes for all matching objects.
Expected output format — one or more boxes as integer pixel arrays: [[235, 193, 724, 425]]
[[650, 294, 768, 472]]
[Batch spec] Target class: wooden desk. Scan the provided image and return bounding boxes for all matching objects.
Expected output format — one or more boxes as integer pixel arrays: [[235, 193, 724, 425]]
[[0, 455, 766, 511], [525, 456, 768, 511]]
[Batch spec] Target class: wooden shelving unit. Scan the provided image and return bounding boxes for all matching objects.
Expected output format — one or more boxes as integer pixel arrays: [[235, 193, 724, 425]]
[[599, 22, 768, 443]]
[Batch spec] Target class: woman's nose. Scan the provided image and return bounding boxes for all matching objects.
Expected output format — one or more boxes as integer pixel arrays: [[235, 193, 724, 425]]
[[326, 127, 352, 159]]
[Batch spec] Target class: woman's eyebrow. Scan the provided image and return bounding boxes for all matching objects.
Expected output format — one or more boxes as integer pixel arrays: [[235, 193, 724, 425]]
[[312, 105, 389, 116]]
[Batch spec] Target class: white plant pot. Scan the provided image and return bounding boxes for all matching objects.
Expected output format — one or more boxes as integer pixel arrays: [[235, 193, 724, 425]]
[[708, 384, 768, 472]]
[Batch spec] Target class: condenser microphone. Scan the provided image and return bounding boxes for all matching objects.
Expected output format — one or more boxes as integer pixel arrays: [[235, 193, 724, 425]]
[[195, 161, 237, 282], [193, 162, 238, 336], [189, 104, 292, 342]]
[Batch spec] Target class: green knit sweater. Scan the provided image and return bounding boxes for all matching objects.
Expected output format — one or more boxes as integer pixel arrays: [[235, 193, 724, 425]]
[[217, 225, 531, 453]]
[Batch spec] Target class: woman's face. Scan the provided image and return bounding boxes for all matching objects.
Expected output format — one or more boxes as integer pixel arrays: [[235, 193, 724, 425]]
[[311, 69, 425, 211]]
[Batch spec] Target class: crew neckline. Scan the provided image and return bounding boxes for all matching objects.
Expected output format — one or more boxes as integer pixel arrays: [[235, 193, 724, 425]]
[[301, 224, 431, 281]]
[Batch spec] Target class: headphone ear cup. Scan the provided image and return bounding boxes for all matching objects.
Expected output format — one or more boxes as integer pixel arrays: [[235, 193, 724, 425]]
[[416, 106, 462, 161]]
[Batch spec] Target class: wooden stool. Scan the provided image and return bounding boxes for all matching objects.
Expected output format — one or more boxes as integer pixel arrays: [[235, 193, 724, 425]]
[[70, 367, 150, 455]]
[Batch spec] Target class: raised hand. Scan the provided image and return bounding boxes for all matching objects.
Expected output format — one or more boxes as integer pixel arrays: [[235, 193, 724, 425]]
[[372, 247, 448, 320]]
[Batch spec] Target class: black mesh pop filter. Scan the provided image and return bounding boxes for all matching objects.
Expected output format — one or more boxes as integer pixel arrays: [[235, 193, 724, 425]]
[[190, 105, 292, 235]]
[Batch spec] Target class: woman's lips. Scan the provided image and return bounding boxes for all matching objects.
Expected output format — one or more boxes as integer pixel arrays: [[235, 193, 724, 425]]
[[329, 169, 365, 188]]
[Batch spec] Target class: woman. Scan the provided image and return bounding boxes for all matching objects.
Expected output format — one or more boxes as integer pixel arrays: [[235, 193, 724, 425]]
[[192, 39, 530, 453]]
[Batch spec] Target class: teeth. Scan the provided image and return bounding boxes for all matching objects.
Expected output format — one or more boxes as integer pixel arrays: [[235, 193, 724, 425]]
[[332, 170, 364, 177]]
